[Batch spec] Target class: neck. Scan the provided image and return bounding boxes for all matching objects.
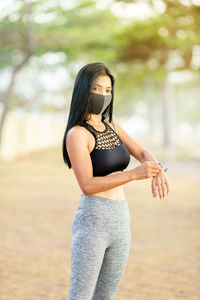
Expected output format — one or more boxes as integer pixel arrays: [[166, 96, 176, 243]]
[[86, 113, 102, 125]]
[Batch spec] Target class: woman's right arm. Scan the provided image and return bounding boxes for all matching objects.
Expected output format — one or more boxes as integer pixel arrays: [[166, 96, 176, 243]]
[[66, 127, 162, 195]]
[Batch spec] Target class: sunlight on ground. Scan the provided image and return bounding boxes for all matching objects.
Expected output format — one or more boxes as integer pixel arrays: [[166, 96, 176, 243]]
[[0, 146, 200, 300]]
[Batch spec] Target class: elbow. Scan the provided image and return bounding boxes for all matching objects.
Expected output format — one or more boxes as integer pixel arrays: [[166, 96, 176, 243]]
[[80, 174, 98, 195], [81, 181, 93, 195], [81, 183, 87, 194], [82, 186, 94, 195], [83, 183, 99, 195], [82, 186, 89, 195]]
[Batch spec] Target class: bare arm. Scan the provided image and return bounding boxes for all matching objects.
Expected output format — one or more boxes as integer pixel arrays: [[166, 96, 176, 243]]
[[66, 126, 161, 195], [111, 120, 159, 164], [82, 170, 134, 194], [108, 119, 170, 200], [138, 150, 158, 164]]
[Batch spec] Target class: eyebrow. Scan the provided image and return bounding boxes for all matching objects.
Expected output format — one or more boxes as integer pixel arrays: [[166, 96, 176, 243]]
[[93, 84, 112, 88]]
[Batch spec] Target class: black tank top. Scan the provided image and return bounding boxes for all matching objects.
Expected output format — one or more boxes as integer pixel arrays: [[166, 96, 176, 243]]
[[79, 119, 130, 176]]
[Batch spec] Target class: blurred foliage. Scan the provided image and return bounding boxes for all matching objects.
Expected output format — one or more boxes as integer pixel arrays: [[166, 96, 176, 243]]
[[1, 0, 199, 68], [0, 0, 199, 112]]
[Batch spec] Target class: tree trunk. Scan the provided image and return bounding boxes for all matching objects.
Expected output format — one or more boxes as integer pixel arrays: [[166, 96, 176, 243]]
[[0, 1, 35, 145], [162, 76, 176, 160], [0, 54, 31, 144]]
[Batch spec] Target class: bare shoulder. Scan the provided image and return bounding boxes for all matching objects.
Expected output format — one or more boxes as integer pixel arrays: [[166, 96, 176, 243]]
[[66, 125, 89, 148], [67, 124, 87, 136]]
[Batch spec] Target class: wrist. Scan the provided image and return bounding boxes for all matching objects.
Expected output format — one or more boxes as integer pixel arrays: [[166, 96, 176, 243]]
[[130, 168, 138, 180], [157, 162, 168, 173]]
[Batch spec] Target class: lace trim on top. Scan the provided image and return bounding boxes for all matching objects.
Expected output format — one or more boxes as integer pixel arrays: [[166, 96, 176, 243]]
[[82, 120, 122, 150]]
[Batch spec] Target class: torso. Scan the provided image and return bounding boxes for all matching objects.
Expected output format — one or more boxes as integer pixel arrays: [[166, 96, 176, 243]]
[[79, 119, 127, 201], [80, 173, 126, 201]]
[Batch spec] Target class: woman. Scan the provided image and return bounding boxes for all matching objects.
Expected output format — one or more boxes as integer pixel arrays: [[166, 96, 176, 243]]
[[62, 62, 170, 300]]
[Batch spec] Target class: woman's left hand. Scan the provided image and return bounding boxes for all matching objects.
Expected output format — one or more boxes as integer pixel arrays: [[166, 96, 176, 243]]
[[151, 169, 170, 200]]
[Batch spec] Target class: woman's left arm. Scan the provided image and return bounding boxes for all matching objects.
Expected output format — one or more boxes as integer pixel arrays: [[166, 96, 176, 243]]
[[112, 120, 170, 200], [138, 150, 170, 200]]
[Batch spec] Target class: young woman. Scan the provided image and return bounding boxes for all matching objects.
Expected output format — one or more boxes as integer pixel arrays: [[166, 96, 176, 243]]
[[62, 62, 170, 299]]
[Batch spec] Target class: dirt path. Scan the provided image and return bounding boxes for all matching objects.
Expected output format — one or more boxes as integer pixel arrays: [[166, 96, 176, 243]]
[[0, 147, 199, 300]]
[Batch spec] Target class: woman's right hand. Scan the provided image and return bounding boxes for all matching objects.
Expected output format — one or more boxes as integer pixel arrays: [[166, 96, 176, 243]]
[[131, 161, 162, 180]]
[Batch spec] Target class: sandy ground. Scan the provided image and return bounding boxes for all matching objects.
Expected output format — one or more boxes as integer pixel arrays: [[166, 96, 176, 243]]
[[0, 146, 200, 300]]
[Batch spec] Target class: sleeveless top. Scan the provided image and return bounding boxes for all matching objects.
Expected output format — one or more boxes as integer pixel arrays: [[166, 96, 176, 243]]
[[79, 119, 131, 176]]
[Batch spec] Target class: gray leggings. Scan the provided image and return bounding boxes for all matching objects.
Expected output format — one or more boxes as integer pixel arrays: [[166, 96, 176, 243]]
[[67, 194, 131, 300]]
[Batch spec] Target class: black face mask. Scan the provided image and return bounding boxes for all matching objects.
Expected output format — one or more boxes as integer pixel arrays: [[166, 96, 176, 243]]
[[88, 92, 112, 115]]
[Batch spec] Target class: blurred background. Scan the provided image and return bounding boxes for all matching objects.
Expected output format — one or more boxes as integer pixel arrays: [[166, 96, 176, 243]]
[[0, 1, 200, 299], [0, 0, 200, 161]]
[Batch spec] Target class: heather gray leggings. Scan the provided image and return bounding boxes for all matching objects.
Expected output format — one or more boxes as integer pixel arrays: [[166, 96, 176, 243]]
[[67, 194, 131, 300]]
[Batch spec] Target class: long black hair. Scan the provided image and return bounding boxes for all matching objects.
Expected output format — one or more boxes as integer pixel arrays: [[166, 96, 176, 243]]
[[62, 62, 115, 168]]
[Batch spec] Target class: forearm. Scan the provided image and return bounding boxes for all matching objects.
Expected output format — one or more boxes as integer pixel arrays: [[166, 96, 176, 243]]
[[83, 169, 135, 195], [139, 150, 159, 164]]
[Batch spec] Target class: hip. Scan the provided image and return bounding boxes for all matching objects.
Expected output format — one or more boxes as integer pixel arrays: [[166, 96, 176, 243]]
[[72, 194, 130, 235]]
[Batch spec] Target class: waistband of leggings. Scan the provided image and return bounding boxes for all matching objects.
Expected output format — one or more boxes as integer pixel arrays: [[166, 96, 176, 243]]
[[79, 194, 128, 209]]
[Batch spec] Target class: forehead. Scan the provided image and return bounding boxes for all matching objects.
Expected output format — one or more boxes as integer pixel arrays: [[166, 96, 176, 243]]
[[92, 75, 112, 87]]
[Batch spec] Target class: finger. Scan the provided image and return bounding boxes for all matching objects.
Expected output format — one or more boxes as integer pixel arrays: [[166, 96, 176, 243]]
[[151, 169, 160, 176], [151, 179, 153, 196], [157, 177, 163, 200], [154, 168, 162, 175], [149, 162, 162, 170], [152, 162, 162, 168], [151, 178, 157, 198], [160, 175, 166, 199], [161, 174, 169, 197], [165, 177, 170, 195], [152, 171, 160, 176], [154, 175, 161, 198], [153, 175, 160, 199], [152, 165, 162, 171]]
